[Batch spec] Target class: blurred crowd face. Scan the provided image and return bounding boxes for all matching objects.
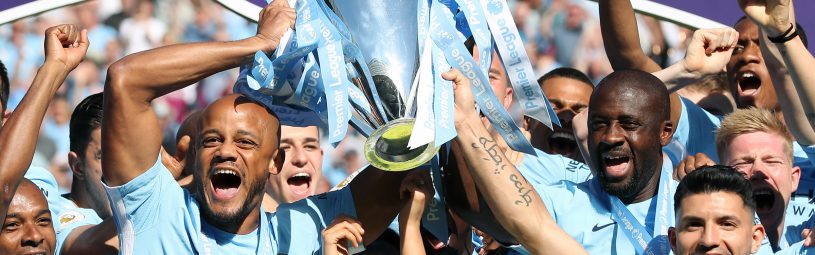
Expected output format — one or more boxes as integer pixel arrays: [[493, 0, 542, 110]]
[[727, 20, 779, 110], [535, 77, 592, 161], [670, 191, 763, 255], [267, 125, 323, 203], [721, 131, 799, 234], [0, 181, 55, 255]]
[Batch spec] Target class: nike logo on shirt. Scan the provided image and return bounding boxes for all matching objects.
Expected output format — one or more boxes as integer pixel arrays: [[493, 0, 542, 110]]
[[592, 221, 615, 232]]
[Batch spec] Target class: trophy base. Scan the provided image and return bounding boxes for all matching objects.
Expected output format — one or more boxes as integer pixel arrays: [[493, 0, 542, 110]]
[[364, 118, 438, 171]]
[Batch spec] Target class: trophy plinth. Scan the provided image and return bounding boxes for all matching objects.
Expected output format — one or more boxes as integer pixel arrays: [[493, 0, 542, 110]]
[[364, 119, 436, 171]]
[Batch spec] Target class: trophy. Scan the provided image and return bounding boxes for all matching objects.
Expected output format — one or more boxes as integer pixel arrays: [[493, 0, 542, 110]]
[[328, 0, 438, 172]]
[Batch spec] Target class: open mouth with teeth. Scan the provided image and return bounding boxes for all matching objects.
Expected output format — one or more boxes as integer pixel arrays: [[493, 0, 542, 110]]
[[287, 172, 312, 198], [753, 188, 776, 212], [211, 169, 242, 200], [737, 71, 761, 97], [548, 131, 577, 154], [601, 152, 632, 180]]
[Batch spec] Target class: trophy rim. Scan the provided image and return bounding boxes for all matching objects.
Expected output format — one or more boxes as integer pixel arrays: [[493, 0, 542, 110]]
[[364, 118, 437, 171]]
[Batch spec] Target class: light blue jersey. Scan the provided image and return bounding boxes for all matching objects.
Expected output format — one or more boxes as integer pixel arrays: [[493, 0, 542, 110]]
[[24, 166, 103, 255], [778, 143, 815, 249], [517, 148, 592, 186], [535, 161, 676, 254], [668, 97, 721, 165], [104, 155, 356, 254]]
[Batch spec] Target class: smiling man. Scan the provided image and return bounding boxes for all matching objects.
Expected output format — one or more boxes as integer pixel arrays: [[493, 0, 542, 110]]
[[669, 165, 765, 255], [0, 180, 56, 255], [263, 125, 323, 212]]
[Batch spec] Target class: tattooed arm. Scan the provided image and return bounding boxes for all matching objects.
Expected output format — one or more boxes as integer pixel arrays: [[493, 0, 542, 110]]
[[443, 69, 587, 255]]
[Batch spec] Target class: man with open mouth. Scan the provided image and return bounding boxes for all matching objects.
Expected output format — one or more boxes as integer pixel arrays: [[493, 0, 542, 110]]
[[535, 70, 677, 254], [716, 107, 811, 252], [528, 67, 593, 163], [100, 1, 416, 254], [262, 125, 323, 212]]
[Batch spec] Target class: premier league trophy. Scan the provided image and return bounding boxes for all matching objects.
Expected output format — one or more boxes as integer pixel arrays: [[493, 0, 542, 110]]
[[328, 0, 439, 172], [234, 0, 559, 246]]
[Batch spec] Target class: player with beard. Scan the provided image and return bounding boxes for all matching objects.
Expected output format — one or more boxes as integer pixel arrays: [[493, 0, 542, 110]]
[[540, 69, 676, 254], [102, 1, 414, 253], [600, 0, 729, 165], [262, 125, 323, 212], [451, 69, 677, 254], [0, 23, 89, 255], [600, 0, 815, 240], [528, 67, 593, 162]]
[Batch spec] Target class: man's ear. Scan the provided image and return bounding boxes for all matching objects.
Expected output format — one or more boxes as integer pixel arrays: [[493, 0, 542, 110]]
[[752, 224, 766, 253], [269, 149, 285, 175], [668, 226, 678, 254], [175, 135, 191, 164], [68, 151, 84, 181], [660, 120, 674, 146], [503, 87, 514, 110]]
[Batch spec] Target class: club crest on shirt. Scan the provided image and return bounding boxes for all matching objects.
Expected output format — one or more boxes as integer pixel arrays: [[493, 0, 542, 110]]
[[57, 210, 85, 233]]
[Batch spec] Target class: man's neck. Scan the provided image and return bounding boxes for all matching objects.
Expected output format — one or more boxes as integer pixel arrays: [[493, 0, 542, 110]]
[[207, 208, 261, 235], [70, 182, 106, 218]]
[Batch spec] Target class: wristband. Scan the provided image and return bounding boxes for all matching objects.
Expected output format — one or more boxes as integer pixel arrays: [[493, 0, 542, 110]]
[[768, 23, 799, 43]]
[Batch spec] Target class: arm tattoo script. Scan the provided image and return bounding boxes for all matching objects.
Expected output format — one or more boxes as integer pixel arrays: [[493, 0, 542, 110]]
[[472, 136, 534, 206]]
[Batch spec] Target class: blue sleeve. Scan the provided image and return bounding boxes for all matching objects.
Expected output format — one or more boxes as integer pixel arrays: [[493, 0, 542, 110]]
[[672, 98, 721, 163], [103, 155, 184, 236], [773, 241, 815, 255], [273, 188, 356, 254]]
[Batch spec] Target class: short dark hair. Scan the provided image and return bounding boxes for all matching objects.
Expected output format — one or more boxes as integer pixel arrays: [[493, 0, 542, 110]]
[[70, 93, 104, 157], [674, 165, 755, 216], [537, 67, 594, 87], [0, 59, 9, 113]]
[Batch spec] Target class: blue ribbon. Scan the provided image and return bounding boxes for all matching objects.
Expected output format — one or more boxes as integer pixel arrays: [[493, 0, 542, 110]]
[[429, 0, 535, 155], [454, 0, 492, 76], [480, 0, 560, 129]]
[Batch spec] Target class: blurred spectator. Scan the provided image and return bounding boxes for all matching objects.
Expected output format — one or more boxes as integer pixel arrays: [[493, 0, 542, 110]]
[[119, 0, 166, 54]]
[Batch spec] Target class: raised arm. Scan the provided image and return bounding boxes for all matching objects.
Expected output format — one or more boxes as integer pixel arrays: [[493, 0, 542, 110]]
[[652, 28, 738, 91], [101, 1, 295, 186], [0, 24, 88, 221], [599, 0, 662, 72], [739, 0, 815, 144], [443, 69, 588, 255]]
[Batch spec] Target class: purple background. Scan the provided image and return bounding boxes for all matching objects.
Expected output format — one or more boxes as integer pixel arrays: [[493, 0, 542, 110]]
[[0, 0, 40, 10], [651, 0, 814, 51]]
